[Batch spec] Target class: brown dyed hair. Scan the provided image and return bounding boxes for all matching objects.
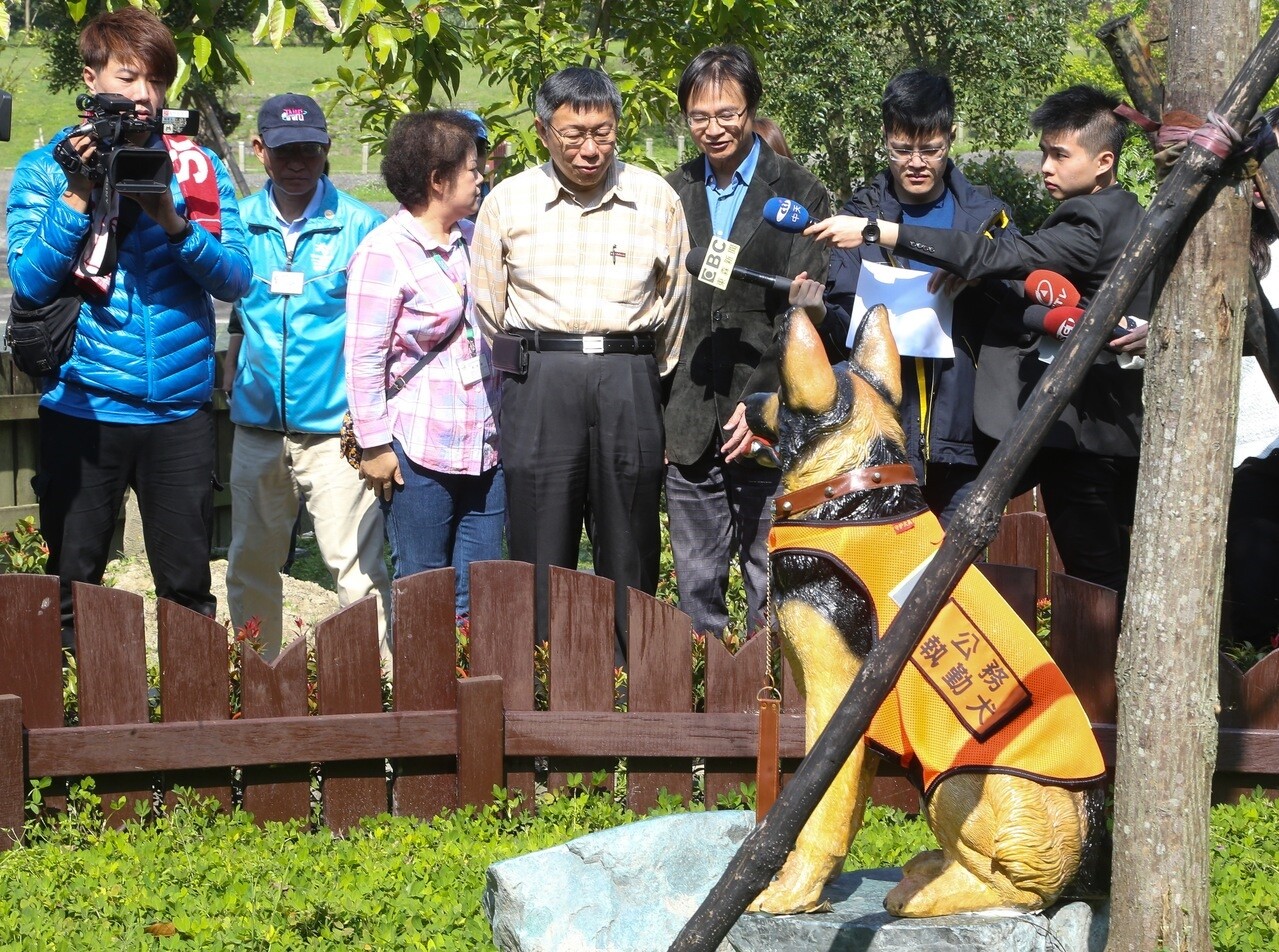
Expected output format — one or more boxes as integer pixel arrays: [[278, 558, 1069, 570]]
[[79, 7, 178, 86], [381, 111, 477, 210], [754, 116, 792, 159]]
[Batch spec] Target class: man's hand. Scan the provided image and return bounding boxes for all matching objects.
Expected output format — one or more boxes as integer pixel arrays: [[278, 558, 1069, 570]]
[[1109, 320, 1150, 356], [58, 133, 97, 212], [927, 269, 977, 298], [721, 402, 755, 463], [129, 184, 187, 238], [788, 271, 826, 325], [358, 445, 404, 502], [804, 214, 868, 249]]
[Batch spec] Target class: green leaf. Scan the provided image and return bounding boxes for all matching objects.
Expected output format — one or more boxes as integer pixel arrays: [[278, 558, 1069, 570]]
[[338, 0, 360, 31], [298, 0, 340, 33], [423, 10, 440, 40], [191, 35, 213, 73], [367, 24, 397, 65]]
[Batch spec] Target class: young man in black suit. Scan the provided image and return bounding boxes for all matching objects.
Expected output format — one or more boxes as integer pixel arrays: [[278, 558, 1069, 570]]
[[822, 69, 1018, 527], [664, 45, 832, 638], [807, 85, 1150, 597]]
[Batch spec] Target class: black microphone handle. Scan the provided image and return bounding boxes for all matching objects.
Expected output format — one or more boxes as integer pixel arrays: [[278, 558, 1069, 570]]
[[731, 264, 794, 293]]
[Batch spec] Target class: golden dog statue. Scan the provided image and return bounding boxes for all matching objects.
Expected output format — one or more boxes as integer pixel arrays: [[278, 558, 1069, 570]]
[[743, 305, 1108, 918]]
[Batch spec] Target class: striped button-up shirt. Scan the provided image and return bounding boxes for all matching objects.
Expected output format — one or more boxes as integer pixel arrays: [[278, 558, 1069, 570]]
[[345, 210, 500, 475], [471, 160, 691, 375]]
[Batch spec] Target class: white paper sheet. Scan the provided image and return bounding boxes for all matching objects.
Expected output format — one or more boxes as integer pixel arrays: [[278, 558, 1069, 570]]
[[850, 259, 955, 358]]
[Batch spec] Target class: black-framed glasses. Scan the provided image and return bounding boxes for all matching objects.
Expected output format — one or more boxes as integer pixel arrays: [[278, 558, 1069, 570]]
[[548, 124, 617, 149], [686, 107, 748, 131], [886, 142, 949, 163], [268, 141, 327, 161]]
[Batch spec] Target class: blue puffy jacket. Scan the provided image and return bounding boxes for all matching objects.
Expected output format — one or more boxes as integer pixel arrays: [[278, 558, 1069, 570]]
[[229, 178, 385, 433], [5, 130, 251, 424]]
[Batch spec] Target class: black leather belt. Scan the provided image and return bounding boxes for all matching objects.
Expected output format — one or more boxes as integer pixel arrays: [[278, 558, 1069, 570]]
[[512, 330, 656, 355]]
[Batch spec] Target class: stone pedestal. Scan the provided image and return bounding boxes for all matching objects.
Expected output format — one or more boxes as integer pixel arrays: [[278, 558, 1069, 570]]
[[483, 810, 1109, 952]]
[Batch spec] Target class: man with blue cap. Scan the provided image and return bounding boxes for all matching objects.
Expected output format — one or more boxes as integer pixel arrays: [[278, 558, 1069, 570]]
[[222, 92, 393, 665]]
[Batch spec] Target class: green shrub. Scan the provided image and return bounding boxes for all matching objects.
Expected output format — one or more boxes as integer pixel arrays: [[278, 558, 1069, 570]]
[[3, 783, 1276, 949], [960, 151, 1056, 233], [0, 516, 49, 574]]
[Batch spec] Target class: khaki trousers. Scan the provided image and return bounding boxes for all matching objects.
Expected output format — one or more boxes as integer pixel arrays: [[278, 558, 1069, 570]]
[[226, 425, 392, 664]]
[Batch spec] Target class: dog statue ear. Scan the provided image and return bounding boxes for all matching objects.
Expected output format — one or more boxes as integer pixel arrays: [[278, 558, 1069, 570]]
[[743, 391, 780, 442], [781, 309, 838, 415], [849, 304, 902, 406]]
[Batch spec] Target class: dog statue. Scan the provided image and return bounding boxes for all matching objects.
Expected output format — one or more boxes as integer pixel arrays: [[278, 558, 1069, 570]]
[[743, 304, 1108, 918]]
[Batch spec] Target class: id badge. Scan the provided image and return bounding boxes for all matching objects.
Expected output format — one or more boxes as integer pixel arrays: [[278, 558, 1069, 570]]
[[270, 270, 304, 295], [458, 354, 488, 387], [696, 235, 740, 290]]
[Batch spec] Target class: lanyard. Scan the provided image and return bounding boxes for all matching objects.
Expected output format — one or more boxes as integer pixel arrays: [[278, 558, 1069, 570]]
[[431, 240, 476, 357]]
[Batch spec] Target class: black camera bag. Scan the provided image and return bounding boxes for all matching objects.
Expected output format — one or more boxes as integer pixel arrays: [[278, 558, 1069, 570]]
[[5, 285, 82, 378]]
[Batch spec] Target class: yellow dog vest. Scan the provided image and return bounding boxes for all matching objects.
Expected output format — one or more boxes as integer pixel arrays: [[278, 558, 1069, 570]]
[[770, 508, 1106, 796]]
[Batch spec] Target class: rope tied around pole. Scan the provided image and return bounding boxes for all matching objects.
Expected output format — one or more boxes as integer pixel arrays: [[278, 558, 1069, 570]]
[[1116, 101, 1276, 178]]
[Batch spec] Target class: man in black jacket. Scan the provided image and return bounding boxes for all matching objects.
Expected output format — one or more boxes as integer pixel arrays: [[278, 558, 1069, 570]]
[[824, 69, 1017, 526], [808, 85, 1150, 596], [664, 45, 831, 638]]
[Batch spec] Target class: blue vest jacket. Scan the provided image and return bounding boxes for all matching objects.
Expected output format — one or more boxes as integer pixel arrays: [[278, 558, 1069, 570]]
[[5, 130, 251, 423], [229, 179, 385, 434]]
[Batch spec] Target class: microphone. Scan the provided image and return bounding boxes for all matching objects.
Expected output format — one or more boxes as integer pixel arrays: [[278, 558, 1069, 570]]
[[1024, 304, 1084, 340], [1024, 304, 1137, 341], [685, 246, 794, 292], [762, 196, 813, 233], [1024, 270, 1080, 309]]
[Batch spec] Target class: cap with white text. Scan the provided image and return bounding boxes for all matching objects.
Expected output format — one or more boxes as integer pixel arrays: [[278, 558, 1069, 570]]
[[258, 93, 330, 148]]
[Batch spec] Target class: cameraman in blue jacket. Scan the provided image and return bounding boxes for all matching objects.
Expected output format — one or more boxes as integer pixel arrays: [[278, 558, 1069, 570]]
[[5, 7, 250, 648], [222, 94, 391, 663]]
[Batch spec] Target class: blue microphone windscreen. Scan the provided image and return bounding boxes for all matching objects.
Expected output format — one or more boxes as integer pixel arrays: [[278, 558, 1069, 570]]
[[763, 196, 811, 233]]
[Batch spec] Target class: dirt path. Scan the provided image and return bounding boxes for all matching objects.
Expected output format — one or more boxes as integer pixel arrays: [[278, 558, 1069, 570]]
[[106, 493, 340, 660]]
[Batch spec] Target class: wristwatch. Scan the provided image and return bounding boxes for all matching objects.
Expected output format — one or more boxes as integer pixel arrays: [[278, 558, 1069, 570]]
[[862, 213, 881, 246]]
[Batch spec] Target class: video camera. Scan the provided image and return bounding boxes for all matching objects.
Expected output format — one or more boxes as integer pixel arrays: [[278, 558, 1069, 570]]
[[53, 92, 199, 195]]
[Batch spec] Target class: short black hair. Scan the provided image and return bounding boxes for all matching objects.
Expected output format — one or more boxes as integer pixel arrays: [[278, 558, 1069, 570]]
[[677, 45, 763, 115], [1031, 85, 1125, 159], [535, 67, 622, 125], [881, 69, 954, 141], [381, 110, 476, 210]]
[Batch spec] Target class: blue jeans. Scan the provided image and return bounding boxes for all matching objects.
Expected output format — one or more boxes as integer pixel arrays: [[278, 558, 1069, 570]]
[[382, 442, 506, 618]]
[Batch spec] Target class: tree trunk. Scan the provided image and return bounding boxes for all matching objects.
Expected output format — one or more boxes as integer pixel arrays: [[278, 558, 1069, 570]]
[[1107, 0, 1256, 948]]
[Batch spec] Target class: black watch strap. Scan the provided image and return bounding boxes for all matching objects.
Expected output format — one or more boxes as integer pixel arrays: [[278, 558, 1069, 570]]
[[862, 213, 880, 246]]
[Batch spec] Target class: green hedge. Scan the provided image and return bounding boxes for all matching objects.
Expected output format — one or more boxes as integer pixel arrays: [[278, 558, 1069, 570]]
[[1, 782, 1276, 950]]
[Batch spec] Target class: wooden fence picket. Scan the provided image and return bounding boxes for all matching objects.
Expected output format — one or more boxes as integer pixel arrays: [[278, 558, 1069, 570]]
[[0, 695, 23, 849], [239, 637, 311, 824], [546, 567, 616, 790], [626, 589, 695, 812], [158, 600, 232, 810], [1216, 650, 1279, 802], [1049, 574, 1121, 724], [392, 569, 461, 819], [72, 583, 152, 823], [704, 633, 768, 808], [468, 561, 537, 808], [315, 595, 386, 832]]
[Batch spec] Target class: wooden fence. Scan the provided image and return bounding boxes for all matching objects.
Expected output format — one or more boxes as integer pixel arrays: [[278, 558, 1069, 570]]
[[3, 547, 1279, 850]]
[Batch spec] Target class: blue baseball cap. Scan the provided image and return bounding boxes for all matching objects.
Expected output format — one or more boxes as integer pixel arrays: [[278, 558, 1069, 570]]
[[460, 109, 490, 148]]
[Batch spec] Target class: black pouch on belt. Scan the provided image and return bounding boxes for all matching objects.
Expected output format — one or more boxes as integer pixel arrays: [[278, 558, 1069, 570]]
[[490, 332, 530, 376]]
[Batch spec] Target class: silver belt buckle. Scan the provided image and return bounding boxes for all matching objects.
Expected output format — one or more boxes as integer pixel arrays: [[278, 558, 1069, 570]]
[[582, 335, 605, 354]]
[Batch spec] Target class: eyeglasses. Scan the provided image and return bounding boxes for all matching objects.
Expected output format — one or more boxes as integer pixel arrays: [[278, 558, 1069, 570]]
[[548, 124, 617, 149], [886, 142, 949, 163], [686, 107, 748, 131], [269, 142, 327, 161]]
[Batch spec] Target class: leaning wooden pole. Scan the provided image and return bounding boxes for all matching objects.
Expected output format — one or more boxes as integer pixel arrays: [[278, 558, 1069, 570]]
[[669, 20, 1279, 952]]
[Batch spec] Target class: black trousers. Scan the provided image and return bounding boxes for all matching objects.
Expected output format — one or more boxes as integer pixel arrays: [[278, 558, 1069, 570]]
[[978, 434, 1138, 598], [1224, 452, 1279, 652], [499, 351, 664, 665], [38, 406, 217, 644]]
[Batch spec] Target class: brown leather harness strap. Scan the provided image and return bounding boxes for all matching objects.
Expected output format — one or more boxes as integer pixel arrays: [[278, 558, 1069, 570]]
[[772, 463, 918, 520]]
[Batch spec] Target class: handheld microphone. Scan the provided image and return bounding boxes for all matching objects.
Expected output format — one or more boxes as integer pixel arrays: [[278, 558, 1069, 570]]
[[685, 246, 794, 292], [1025, 304, 1137, 341], [1024, 304, 1084, 340], [1024, 270, 1080, 309], [762, 196, 813, 233]]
